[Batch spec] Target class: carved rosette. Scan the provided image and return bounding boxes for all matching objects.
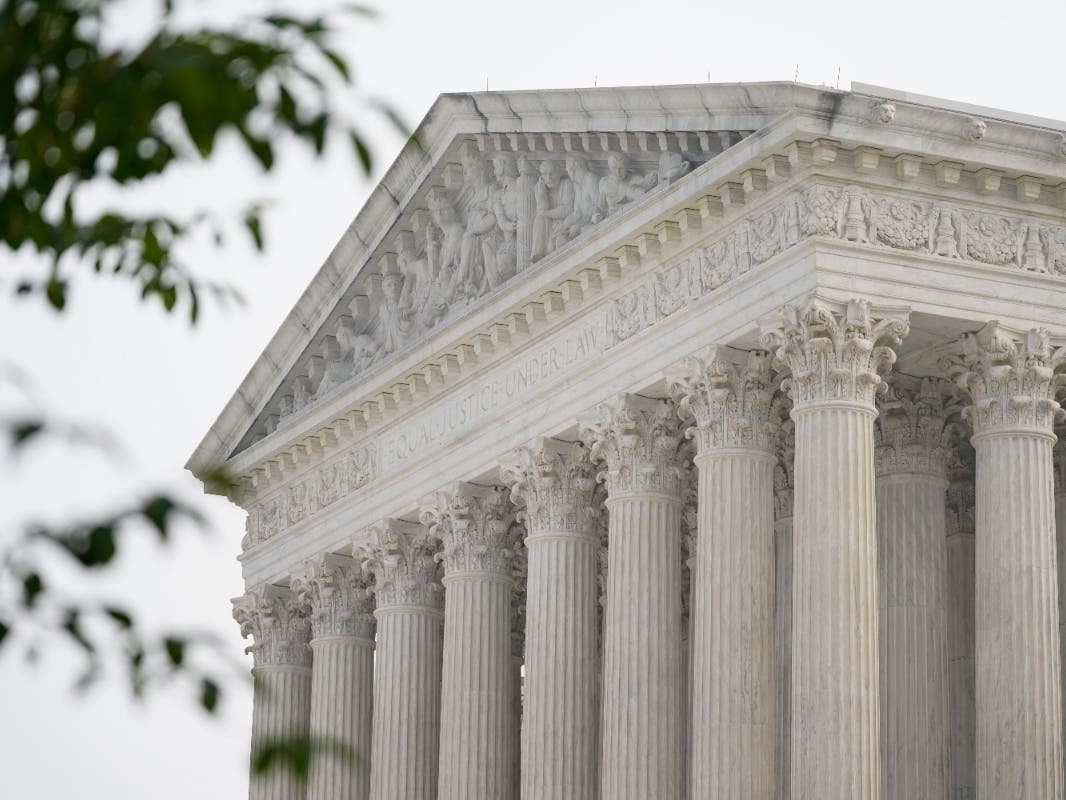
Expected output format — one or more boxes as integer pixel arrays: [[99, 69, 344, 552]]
[[358, 519, 443, 611], [667, 345, 779, 456], [420, 483, 515, 577], [945, 323, 1066, 438], [773, 408, 796, 522], [500, 437, 600, 537], [759, 295, 910, 410], [579, 393, 686, 499], [874, 377, 958, 478], [290, 554, 375, 641], [232, 584, 312, 669]]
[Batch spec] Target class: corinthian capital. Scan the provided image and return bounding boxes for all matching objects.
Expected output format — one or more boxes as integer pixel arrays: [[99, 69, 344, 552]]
[[420, 483, 515, 577], [579, 393, 686, 499], [290, 553, 375, 641], [759, 295, 910, 409], [666, 345, 778, 455], [944, 322, 1066, 437], [874, 377, 959, 478], [232, 584, 312, 669], [500, 437, 599, 537], [357, 519, 442, 611]]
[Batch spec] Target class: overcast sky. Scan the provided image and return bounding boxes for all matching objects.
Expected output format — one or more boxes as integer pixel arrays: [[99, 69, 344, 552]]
[[2, 0, 1065, 796]]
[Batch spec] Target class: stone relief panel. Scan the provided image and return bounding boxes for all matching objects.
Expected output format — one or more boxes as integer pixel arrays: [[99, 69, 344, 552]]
[[244, 444, 376, 548], [607, 183, 1066, 348], [262, 136, 711, 434]]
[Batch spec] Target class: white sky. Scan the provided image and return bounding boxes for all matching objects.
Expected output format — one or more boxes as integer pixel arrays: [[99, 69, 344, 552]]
[[2, 0, 1065, 796]]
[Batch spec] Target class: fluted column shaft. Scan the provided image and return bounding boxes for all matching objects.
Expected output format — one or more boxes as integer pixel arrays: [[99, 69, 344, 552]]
[[233, 586, 313, 800], [949, 324, 1065, 799], [307, 638, 373, 798], [251, 667, 313, 800], [602, 493, 682, 798], [773, 422, 794, 800], [370, 606, 443, 800], [876, 474, 950, 798], [973, 431, 1062, 797], [874, 382, 953, 800], [361, 520, 444, 800], [423, 484, 516, 800], [582, 394, 684, 800], [791, 404, 880, 798], [946, 476, 976, 800], [1057, 433, 1066, 786], [693, 449, 776, 797]]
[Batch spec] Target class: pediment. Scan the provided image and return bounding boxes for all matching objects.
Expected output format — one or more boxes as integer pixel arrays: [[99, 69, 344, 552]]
[[190, 84, 819, 472], [187, 81, 1066, 482]]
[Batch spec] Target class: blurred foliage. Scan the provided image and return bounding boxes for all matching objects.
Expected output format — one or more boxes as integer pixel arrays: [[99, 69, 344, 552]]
[[0, 0, 402, 320], [0, 0, 402, 776]]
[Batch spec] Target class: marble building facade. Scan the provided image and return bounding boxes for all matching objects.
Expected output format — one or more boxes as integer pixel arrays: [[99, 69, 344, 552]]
[[190, 82, 1066, 799]]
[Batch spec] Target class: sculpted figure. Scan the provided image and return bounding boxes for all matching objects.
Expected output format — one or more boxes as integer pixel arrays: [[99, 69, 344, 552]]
[[557, 153, 600, 244], [484, 153, 523, 286], [456, 148, 497, 298], [593, 153, 655, 221], [426, 187, 464, 309], [316, 319, 380, 397], [515, 155, 538, 270], [530, 160, 573, 261], [656, 151, 690, 187], [378, 269, 416, 356]]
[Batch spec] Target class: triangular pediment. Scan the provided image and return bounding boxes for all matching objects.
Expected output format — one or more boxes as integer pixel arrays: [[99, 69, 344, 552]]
[[189, 83, 822, 473]]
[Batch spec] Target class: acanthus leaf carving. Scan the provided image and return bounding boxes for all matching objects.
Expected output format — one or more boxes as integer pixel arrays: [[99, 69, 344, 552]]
[[499, 437, 599, 537], [419, 482, 515, 577], [579, 393, 687, 498], [231, 584, 312, 669], [666, 345, 779, 455], [290, 553, 375, 641], [357, 519, 443, 611], [874, 377, 959, 478], [759, 295, 910, 410], [944, 322, 1066, 436]]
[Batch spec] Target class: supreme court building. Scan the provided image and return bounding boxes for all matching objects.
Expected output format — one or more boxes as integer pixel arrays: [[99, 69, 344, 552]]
[[188, 82, 1066, 799]]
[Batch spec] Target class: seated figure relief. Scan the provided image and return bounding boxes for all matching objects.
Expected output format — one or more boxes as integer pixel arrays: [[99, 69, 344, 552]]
[[292, 142, 694, 417]]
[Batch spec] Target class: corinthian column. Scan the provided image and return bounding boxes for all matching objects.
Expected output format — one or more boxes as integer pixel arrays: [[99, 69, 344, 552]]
[[421, 483, 516, 800], [580, 393, 685, 800], [233, 584, 313, 800], [501, 438, 599, 800], [290, 554, 375, 800], [948, 324, 1066, 799], [668, 346, 778, 799], [1057, 431, 1066, 783], [760, 295, 910, 800], [874, 378, 953, 799], [359, 519, 443, 800], [946, 455, 976, 800], [773, 413, 795, 800]]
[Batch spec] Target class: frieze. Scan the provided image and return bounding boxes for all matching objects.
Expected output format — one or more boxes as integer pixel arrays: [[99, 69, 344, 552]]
[[606, 182, 1066, 350]]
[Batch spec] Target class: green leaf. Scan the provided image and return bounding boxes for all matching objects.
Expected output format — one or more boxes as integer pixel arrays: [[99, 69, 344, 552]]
[[0, 620, 9, 647], [200, 677, 220, 713], [321, 49, 350, 82], [106, 607, 133, 628], [62, 609, 95, 654], [164, 637, 185, 667], [10, 420, 44, 448], [142, 495, 176, 538], [22, 573, 44, 608], [244, 210, 264, 251], [45, 279, 67, 310], [350, 132, 372, 174]]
